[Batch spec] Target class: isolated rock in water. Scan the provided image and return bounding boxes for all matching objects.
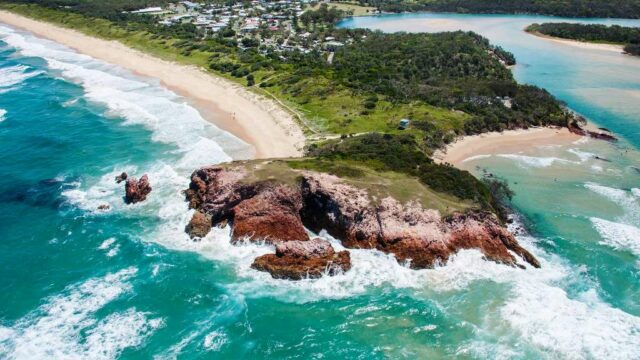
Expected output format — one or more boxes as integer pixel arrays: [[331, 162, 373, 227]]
[[186, 211, 212, 239], [97, 204, 110, 211], [115, 172, 128, 184], [252, 238, 352, 280], [231, 184, 309, 243], [124, 174, 152, 204]]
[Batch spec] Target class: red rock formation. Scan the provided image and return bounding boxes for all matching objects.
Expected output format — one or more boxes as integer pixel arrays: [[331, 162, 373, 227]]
[[300, 173, 539, 269], [231, 184, 309, 243], [185, 211, 212, 239], [252, 238, 351, 279], [124, 174, 152, 204], [185, 165, 540, 280]]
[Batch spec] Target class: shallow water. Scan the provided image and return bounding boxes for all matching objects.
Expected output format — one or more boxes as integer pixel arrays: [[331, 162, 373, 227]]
[[0, 13, 639, 359]]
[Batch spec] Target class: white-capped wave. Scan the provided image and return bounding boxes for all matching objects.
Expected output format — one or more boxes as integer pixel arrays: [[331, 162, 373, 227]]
[[501, 286, 640, 359], [567, 148, 595, 162], [496, 154, 575, 168], [585, 182, 640, 225], [203, 329, 228, 352], [591, 217, 640, 257], [0, 64, 43, 90], [0, 267, 163, 359], [0, 108, 6, 122]]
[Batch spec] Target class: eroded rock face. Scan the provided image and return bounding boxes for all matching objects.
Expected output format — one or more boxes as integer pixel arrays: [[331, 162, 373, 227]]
[[186, 211, 212, 239], [251, 238, 351, 280], [231, 184, 309, 243], [185, 165, 540, 280], [124, 174, 152, 204]]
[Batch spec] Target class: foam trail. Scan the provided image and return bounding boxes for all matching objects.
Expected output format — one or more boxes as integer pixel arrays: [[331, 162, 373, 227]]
[[496, 154, 576, 168], [585, 182, 639, 224], [0, 64, 43, 90], [0, 267, 163, 360], [0, 109, 6, 122], [591, 217, 640, 257]]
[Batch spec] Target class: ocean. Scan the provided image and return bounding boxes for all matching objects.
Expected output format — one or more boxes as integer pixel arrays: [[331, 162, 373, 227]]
[[1, 13, 639, 359]]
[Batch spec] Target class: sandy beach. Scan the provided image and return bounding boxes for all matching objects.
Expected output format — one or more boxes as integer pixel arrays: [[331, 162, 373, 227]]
[[433, 127, 582, 166], [527, 31, 625, 53], [0, 10, 305, 159]]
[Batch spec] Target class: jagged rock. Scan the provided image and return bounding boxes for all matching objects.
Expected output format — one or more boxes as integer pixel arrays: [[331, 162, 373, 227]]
[[124, 174, 152, 204], [186, 211, 212, 239], [115, 172, 128, 184], [186, 165, 540, 277], [252, 238, 351, 280], [231, 184, 309, 243], [97, 204, 110, 210], [568, 120, 617, 142], [185, 166, 307, 243]]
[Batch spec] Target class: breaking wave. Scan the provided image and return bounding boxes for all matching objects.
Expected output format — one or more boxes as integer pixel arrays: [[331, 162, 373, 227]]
[[496, 154, 576, 168], [0, 64, 43, 92], [0, 268, 163, 360], [0, 108, 6, 122]]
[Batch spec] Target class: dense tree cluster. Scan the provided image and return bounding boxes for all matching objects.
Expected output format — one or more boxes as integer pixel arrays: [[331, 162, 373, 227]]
[[527, 23, 640, 56], [287, 31, 570, 135], [299, 3, 345, 26], [360, 0, 640, 19]]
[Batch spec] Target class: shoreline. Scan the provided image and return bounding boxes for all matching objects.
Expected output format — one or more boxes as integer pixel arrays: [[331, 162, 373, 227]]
[[0, 10, 305, 159], [433, 127, 582, 167], [526, 30, 625, 53]]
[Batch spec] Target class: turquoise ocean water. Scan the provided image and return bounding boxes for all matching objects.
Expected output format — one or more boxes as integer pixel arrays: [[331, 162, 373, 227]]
[[0, 13, 639, 359]]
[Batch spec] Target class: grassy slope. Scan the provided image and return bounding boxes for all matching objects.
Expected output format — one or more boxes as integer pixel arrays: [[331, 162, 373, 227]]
[[225, 159, 476, 215]]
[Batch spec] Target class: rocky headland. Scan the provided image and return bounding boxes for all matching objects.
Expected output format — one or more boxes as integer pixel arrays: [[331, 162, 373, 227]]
[[183, 161, 540, 280]]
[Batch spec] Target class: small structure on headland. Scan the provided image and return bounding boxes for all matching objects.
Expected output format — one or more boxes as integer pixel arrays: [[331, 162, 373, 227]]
[[399, 118, 411, 130]]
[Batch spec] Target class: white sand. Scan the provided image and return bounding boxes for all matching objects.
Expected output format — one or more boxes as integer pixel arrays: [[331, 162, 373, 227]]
[[528, 31, 625, 53], [0, 10, 305, 159], [433, 127, 582, 166]]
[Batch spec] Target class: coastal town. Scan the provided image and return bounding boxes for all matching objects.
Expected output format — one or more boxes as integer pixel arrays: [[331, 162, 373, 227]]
[[127, 0, 378, 57]]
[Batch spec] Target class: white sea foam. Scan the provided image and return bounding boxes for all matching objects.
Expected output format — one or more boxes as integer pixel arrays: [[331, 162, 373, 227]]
[[98, 237, 116, 250], [0, 109, 6, 122], [496, 154, 575, 168], [461, 154, 492, 163], [591, 217, 640, 257], [203, 329, 228, 351], [567, 148, 595, 162], [501, 286, 640, 359], [0, 64, 43, 90], [585, 182, 640, 225], [0, 267, 163, 360]]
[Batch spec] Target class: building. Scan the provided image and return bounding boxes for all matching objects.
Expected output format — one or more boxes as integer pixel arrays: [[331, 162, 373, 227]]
[[399, 119, 411, 129]]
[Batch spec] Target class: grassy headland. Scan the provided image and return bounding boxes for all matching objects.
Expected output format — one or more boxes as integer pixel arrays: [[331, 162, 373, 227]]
[[527, 23, 640, 56]]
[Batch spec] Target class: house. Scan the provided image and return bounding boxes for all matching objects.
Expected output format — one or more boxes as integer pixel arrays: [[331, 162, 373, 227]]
[[399, 119, 411, 129]]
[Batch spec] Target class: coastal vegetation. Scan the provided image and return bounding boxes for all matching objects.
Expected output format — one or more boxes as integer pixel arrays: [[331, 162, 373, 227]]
[[527, 23, 640, 56], [360, 0, 640, 19]]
